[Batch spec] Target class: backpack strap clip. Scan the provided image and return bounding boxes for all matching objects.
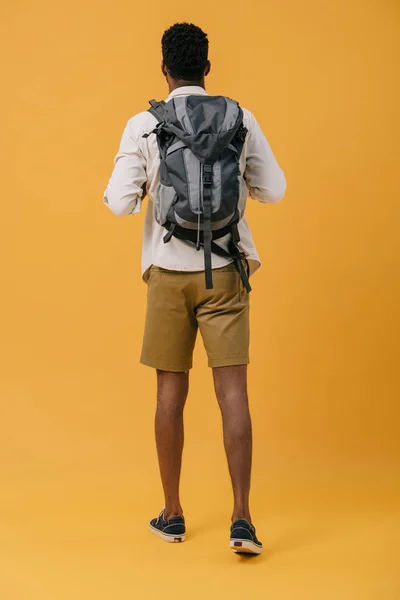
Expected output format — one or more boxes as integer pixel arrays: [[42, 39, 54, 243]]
[[237, 126, 248, 142], [142, 122, 162, 139]]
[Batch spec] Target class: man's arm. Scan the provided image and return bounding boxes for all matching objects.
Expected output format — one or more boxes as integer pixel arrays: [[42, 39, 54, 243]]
[[102, 119, 147, 216], [244, 111, 286, 203]]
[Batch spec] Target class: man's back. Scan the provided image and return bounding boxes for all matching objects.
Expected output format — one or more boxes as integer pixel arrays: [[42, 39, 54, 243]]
[[103, 86, 286, 278]]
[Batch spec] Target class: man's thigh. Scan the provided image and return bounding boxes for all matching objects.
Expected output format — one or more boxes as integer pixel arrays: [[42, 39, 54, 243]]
[[196, 265, 250, 369], [140, 267, 198, 372]]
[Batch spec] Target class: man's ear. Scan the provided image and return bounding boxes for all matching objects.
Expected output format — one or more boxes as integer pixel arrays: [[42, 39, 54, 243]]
[[161, 60, 168, 77], [205, 60, 211, 77]]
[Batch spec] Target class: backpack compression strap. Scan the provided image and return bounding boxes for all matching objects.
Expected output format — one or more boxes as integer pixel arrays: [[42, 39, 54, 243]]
[[210, 240, 252, 295], [164, 225, 252, 295], [202, 164, 214, 289]]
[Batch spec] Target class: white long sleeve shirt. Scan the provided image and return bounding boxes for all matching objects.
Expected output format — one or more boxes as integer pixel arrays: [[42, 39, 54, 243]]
[[103, 86, 286, 281]]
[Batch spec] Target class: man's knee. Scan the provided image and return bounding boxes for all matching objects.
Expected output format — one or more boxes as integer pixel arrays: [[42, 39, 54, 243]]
[[156, 370, 189, 413]]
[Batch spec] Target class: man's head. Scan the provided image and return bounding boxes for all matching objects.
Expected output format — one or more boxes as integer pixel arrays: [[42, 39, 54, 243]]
[[162, 23, 210, 90]]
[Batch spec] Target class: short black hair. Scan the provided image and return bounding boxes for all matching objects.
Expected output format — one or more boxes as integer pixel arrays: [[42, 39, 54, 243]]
[[162, 23, 209, 82]]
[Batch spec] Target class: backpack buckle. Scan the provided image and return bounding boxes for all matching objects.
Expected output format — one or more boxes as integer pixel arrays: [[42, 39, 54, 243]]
[[203, 164, 213, 186]]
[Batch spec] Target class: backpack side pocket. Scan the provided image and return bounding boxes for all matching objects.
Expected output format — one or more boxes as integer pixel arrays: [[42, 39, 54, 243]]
[[153, 182, 177, 226]]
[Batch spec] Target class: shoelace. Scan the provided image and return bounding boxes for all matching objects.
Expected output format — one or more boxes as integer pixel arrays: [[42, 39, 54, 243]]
[[155, 507, 165, 525]]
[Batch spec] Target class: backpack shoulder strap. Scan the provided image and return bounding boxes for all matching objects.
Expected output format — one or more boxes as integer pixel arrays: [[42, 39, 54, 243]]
[[148, 99, 167, 122]]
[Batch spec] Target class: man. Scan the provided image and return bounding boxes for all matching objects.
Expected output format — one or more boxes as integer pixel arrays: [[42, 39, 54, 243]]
[[103, 22, 286, 555]]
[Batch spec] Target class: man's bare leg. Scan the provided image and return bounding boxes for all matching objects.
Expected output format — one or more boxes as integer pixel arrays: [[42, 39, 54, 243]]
[[213, 365, 253, 523], [155, 370, 189, 519]]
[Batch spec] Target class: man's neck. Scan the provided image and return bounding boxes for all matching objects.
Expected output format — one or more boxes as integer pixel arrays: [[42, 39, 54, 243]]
[[168, 79, 206, 93]]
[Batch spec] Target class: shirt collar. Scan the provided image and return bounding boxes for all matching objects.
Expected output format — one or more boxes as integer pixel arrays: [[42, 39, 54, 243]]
[[166, 86, 208, 102]]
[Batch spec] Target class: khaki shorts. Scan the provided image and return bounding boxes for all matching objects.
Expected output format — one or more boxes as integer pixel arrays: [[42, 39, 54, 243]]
[[140, 263, 250, 371]]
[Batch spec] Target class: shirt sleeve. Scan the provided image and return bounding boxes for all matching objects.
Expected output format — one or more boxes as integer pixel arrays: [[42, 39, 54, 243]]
[[244, 111, 286, 203], [102, 119, 147, 216]]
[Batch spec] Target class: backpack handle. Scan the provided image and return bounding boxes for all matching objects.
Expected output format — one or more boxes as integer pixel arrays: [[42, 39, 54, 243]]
[[148, 99, 167, 122]]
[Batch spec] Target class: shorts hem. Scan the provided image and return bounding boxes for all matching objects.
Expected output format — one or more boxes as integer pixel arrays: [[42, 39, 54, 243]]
[[140, 356, 193, 372], [208, 356, 250, 368]]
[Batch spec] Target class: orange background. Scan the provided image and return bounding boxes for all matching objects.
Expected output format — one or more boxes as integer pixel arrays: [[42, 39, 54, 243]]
[[1, 0, 399, 598]]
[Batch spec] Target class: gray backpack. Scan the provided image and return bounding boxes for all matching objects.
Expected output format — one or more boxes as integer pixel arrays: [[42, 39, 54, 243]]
[[143, 95, 251, 293]]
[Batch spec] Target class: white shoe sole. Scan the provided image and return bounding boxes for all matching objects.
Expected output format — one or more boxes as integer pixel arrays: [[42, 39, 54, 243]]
[[230, 539, 263, 555], [148, 523, 186, 543]]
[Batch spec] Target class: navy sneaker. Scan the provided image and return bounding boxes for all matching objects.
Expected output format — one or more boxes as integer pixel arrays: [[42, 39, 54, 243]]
[[149, 508, 186, 543], [230, 519, 263, 554]]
